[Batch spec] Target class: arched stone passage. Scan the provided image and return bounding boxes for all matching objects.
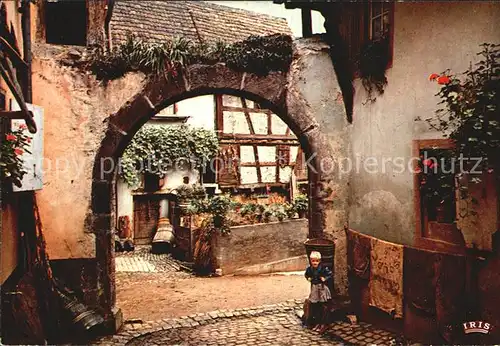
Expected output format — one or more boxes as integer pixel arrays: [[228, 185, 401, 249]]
[[90, 62, 340, 319]]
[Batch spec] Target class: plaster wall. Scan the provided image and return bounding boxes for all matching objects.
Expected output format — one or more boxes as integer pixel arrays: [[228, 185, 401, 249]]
[[349, 2, 500, 250], [289, 38, 351, 294], [182, 95, 216, 130], [31, 47, 147, 259], [214, 218, 308, 274]]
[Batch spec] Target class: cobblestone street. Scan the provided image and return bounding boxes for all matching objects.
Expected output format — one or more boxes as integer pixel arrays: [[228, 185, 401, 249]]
[[109, 248, 407, 345], [115, 246, 192, 274], [95, 300, 406, 346]]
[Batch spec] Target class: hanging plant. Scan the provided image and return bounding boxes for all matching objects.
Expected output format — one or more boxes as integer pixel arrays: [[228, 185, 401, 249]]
[[87, 33, 293, 81], [119, 125, 219, 188], [358, 34, 390, 103], [1, 124, 32, 188]]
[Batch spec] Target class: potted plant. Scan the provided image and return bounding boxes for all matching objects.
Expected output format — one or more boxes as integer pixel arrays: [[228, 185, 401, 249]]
[[284, 202, 296, 219], [293, 194, 308, 219], [273, 206, 287, 222], [262, 206, 273, 223], [191, 184, 207, 200], [175, 184, 194, 211], [1, 124, 32, 188]]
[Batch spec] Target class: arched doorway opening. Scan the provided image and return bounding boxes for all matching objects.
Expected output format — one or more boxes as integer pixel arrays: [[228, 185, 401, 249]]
[[113, 91, 314, 320], [90, 64, 331, 320]]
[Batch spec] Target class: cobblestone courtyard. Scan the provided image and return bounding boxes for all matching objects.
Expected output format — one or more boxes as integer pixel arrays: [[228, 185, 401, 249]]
[[95, 300, 405, 346], [107, 248, 406, 345]]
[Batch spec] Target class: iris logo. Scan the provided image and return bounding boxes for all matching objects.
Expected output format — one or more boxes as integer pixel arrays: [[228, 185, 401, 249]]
[[462, 321, 492, 334]]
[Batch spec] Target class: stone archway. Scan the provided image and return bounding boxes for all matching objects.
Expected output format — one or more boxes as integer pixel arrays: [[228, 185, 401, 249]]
[[90, 60, 342, 321]]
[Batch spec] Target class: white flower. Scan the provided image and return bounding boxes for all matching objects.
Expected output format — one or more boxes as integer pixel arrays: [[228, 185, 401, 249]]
[[448, 91, 458, 99]]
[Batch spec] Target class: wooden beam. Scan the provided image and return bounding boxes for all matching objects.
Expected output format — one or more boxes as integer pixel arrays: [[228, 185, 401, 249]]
[[0, 110, 33, 119], [0, 36, 27, 68], [239, 97, 256, 135], [219, 133, 297, 140], [0, 55, 36, 133], [240, 97, 261, 184], [221, 105, 269, 114], [301, 8, 313, 38], [240, 161, 297, 167], [215, 95, 223, 131], [267, 111, 272, 135], [220, 139, 299, 146]]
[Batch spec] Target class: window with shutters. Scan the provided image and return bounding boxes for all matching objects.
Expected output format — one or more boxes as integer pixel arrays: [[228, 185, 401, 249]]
[[338, 2, 394, 73]]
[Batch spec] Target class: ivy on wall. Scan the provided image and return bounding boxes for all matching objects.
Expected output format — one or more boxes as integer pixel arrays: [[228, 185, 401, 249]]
[[88, 33, 293, 81], [119, 125, 219, 188]]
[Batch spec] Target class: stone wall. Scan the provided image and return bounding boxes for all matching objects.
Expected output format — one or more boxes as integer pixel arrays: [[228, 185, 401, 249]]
[[31, 44, 147, 259], [288, 38, 351, 294], [214, 218, 308, 274]]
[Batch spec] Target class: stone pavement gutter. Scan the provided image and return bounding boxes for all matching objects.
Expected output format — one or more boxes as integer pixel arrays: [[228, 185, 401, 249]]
[[94, 300, 407, 346]]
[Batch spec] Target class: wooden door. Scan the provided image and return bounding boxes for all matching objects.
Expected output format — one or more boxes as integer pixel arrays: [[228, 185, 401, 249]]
[[133, 195, 161, 245]]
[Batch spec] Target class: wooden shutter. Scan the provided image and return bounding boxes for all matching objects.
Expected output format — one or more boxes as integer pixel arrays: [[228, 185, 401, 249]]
[[338, 3, 368, 73], [294, 147, 307, 181], [217, 144, 240, 186], [277, 145, 290, 168]]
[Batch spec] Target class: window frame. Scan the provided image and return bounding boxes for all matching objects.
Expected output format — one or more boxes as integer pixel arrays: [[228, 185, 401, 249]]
[[44, 0, 87, 46], [412, 139, 465, 253], [152, 103, 180, 119], [341, 2, 395, 75], [368, 1, 395, 69]]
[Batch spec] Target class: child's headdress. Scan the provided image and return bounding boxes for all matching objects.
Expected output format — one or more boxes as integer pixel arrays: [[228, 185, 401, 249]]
[[310, 251, 321, 259]]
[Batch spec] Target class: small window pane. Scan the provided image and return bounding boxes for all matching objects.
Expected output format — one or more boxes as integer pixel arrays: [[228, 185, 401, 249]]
[[372, 18, 383, 39], [372, 2, 382, 17], [383, 13, 390, 33]]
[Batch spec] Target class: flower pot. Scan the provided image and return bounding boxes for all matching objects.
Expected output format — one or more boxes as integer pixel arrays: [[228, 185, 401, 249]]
[[298, 210, 307, 219]]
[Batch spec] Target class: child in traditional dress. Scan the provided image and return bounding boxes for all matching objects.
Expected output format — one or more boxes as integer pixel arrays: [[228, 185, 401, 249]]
[[305, 251, 332, 333]]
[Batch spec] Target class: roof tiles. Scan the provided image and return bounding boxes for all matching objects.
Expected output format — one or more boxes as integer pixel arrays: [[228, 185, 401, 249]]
[[109, 1, 292, 47]]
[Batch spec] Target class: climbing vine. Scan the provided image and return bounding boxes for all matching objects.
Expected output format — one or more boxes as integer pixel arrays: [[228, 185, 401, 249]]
[[88, 33, 293, 81], [119, 125, 219, 188]]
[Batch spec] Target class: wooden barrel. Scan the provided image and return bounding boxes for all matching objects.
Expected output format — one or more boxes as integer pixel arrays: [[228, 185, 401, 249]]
[[304, 238, 335, 292], [58, 289, 104, 335]]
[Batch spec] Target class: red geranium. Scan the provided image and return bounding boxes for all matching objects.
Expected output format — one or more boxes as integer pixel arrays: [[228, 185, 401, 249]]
[[6, 134, 17, 141], [19, 124, 27, 130], [437, 75, 451, 85], [422, 159, 438, 169], [14, 148, 24, 156], [429, 73, 439, 81]]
